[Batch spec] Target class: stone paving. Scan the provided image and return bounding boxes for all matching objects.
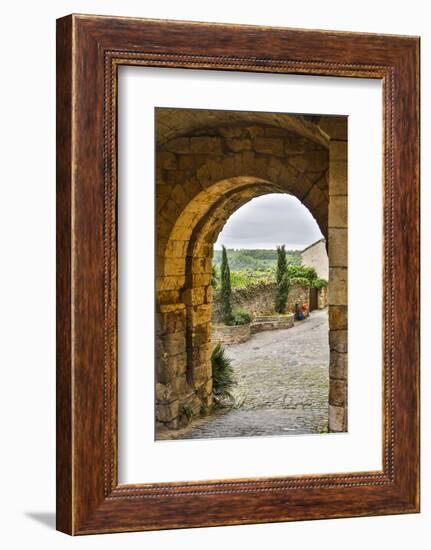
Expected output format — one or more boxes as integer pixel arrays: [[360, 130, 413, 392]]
[[177, 309, 329, 440]]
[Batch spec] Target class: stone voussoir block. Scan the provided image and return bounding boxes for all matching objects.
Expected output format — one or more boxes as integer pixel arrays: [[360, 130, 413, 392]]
[[252, 155, 270, 179], [328, 195, 348, 228], [165, 169, 189, 187], [220, 154, 243, 177], [196, 162, 213, 187], [205, 285, 212, 303], [177, 154, 197, 171], [329, 379, 347, 406], [155, 399, 180, 422], [267, 156, 283, 181], [156, 308, 186, 334], [206, 158, 225, 181], [159, 151, 177, 170], [318, 118, 348, 141], [190, 136, 222, 154], [329, 267, 348, 306], [330, 140, 348, 162], [246, 125, 265, 138], [156, 290, 181, 307], [288, 150, 328, 173], [329, 351, 348, 380], [329, 160, 348, 196], [156, 352, 187, 384], [163, 257, 186, 277], [191, 303, 212, 325], [329, 305, 348, 330], [192, 364, 212, 387], [328, 228, 347, 267], [192, 323, 212, 346], [193, 342, 212, 363], [158, 332, 186, 356], [165, 239, 188, 258], [183, 176, 204, 201], [156, 275, 185, 292], [170, 184, 190, 209], [302, 183, 327, 212], [226, 138, 252, 152], [159, 198, 182, 222], [192, 273, 212, 287], [263, 127, 288, 137], [155, 382, 172, 403], [192, 256, 212, 274], [329, 330, 348, 353], [219, 126, 247, 139], [163, 137, 190, 154], [181, 286, 206, 305], [253, 136, 284, 156], [329, 404, 347, 432]]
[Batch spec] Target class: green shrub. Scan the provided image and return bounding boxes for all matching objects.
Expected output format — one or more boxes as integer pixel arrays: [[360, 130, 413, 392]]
[[228, 308, 252, 326], [211, 343, 237, 404], [180, 404, 193, 421], [287, 265, 317, 282], [289, 276, 310, 287], [312, 277, 328, 289]]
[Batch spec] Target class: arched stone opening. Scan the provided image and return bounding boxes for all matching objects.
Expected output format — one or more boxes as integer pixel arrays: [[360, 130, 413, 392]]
[[155, 113, 347, 433]]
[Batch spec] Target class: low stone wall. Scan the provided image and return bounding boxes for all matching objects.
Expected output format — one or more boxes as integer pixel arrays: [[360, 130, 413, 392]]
[[251, 314, 294, 334], [212, 281, 310, 323], [212, 323, 251, 345]]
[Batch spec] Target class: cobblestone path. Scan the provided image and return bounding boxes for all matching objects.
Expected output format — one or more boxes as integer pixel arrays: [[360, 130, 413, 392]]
[[179, 309, 329, 440]]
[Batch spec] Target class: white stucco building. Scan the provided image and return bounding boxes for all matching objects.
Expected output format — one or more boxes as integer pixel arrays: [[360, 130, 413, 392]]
[[301, 238, 329, 279]]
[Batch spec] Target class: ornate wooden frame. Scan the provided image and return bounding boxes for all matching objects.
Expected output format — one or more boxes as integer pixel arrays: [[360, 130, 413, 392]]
[[56, 14, 420, 535]]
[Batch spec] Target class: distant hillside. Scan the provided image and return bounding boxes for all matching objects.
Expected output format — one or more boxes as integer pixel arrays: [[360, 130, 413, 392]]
[[212, 248, 301, 271]]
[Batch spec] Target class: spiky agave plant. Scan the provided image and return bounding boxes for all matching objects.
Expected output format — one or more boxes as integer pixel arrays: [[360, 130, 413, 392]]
[[211, 342, 237, 405]]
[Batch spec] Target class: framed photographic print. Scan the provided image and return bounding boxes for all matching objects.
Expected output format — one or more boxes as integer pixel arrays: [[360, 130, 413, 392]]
[[56, 14, 420, 534]]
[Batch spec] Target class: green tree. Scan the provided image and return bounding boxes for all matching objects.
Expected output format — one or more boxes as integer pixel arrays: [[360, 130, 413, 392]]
[[275, 245, 289, 313], [220, 245, 233, 324]]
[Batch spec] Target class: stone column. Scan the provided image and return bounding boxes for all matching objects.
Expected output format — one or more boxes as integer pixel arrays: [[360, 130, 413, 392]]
[[155, 302, 188, 429], [327, 130, 348, 432]]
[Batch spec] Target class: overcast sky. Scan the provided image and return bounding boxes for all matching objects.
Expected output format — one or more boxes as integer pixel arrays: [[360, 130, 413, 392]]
[[214, 193, 323, 251]]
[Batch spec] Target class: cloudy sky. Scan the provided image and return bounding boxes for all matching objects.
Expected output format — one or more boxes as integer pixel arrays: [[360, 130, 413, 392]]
[[214, 193, 323, 251]]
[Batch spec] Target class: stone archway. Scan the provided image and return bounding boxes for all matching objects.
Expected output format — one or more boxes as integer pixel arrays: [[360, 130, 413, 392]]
[[155, 110, 347, 433]]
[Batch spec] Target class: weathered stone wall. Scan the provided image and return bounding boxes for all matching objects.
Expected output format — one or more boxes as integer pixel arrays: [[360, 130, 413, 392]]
[[212, 323, 251, 345], [211, 282, 310, 323], [287, 283, 311, 312], [301, 238, 329, 279]]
